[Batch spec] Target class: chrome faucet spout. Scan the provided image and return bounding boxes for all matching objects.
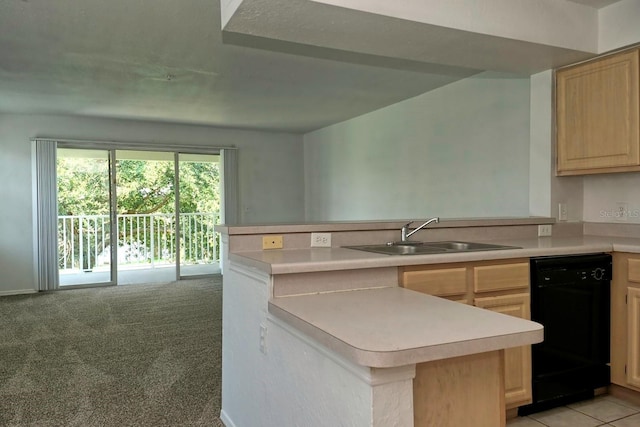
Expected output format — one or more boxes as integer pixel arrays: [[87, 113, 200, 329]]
[[401, 217, 440, 242]]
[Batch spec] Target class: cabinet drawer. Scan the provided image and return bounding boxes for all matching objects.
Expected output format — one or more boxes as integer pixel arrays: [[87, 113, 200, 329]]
[[474, 293, 530, 319], [628, 258, 640, 283], [473, 262, 529, 293], [402, 268, 467, 297]]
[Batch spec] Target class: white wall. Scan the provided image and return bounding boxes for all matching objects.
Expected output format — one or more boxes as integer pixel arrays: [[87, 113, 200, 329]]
[[599, 0, 640, 53], [529, 70, 584, 222], [529, 71, 554, 218], [0, 113, 304, 295], [304, 72, 531, 221], [584, 174, 640, 223]]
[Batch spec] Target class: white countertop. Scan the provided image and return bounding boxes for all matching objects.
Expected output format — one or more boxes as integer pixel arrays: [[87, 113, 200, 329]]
[[269, 287, 543, 368], [231, 235, 640, 275]]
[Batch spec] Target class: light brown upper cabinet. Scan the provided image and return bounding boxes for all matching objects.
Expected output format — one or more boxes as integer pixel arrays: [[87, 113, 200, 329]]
[[556, 49, 640, 175]]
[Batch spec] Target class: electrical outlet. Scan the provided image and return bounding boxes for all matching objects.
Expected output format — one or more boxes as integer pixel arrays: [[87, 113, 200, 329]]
[[538, 224, 552, 237], [259, 324, 267, 354], [262, 235, 283, 249], [616, 202, 628, 221], [311, 232, 332, 247], [558, 203, 568, 221]]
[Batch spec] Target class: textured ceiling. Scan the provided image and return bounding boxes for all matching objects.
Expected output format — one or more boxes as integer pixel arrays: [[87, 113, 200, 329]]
[[0, 0, 624, 133], [0, 0, 477, 132]]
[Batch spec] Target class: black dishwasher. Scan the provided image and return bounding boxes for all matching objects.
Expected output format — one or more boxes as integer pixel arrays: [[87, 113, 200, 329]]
[[519, 253, 611, 415]]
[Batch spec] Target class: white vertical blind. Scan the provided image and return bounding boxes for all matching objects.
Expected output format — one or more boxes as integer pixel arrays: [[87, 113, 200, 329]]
[[32, 139, 59, 291], [174, 152, 181, 280], [221, 148, 239, 225]]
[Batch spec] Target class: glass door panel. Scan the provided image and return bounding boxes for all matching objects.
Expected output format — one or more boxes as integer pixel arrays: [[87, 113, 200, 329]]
[[115, 150, 176, 284], [178, 153, 221, 278], [57, 148, 113, 286]]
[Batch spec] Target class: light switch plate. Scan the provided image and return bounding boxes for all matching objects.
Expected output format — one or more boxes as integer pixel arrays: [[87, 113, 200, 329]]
[[558, 203, 568, 221], [259, 324, 267, 354]]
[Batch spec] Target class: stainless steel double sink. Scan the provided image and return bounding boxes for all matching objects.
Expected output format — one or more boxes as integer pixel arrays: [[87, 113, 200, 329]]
[[344, 240, 521, 256]]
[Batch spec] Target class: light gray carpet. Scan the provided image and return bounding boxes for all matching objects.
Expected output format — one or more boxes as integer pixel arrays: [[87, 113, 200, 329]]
[[0, 277, 223, 427]]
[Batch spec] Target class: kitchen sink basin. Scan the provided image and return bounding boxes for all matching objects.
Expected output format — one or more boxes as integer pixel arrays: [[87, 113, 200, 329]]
[[344, 243, 448, 256], [423, 241, 519, 251], [344, 241, 520, 256]]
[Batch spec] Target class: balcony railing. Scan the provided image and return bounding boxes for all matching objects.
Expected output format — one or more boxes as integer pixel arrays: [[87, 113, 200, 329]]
[[58, 212, 219, 272]]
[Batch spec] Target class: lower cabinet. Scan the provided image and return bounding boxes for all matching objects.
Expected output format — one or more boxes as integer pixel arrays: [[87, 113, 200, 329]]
[[414, 351, 505, 427], [475, 293, 532, 408], [400, 258, 532, 409], [629, 287, 640, 388], [613, 253, 640, 391]]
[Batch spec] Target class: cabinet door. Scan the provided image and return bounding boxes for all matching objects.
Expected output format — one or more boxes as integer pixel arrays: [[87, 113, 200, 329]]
[[612, 254, 640, 391], [556, 49, 640, 175], [475, 293, 532, 409], [611, 253, 631, 386], [414, 351, 505, 427], [628, 287, 640, 388]]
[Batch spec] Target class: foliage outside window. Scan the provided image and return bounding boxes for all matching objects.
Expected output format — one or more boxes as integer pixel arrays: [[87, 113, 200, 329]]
[[57, 153, 220, 271]]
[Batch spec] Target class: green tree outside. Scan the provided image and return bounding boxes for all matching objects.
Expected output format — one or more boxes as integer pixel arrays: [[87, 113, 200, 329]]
[[57, 154, 220, 270], [58, 158, 220, 216]]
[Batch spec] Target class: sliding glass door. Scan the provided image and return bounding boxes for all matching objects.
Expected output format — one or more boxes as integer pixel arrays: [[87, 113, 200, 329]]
[[57, 148, 114, 286], [56, 147, 223, 287], [115, 150, 177, 284], [178, 153, 220, 278]]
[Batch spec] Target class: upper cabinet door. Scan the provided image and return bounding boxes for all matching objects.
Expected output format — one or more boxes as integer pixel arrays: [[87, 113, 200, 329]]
[[556, 49, 640, 176]]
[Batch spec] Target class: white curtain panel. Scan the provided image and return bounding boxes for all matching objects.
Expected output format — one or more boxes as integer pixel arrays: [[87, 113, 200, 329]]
[[221, 148, 239, 225], [32, 139, 60, 291]]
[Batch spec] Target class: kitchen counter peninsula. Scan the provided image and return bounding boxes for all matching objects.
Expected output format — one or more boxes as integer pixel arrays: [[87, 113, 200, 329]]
[[269, 286, 542, 368], [222, 254, 542, 427], [217, 220, 590, 427]]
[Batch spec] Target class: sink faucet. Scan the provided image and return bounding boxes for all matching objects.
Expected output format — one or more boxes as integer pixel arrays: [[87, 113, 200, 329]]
[[401, 217, 440, 242]]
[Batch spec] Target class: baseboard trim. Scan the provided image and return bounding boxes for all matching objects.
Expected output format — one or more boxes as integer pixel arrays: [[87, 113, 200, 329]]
[[609, 384, 640, 406], [219, 409, 235, 427], [0, 289, 37, 297], [506, 408, 519, 420]]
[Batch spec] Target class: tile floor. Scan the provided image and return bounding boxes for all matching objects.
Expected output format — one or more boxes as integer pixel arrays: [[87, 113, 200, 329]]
[[507, 395, 640, 427]]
